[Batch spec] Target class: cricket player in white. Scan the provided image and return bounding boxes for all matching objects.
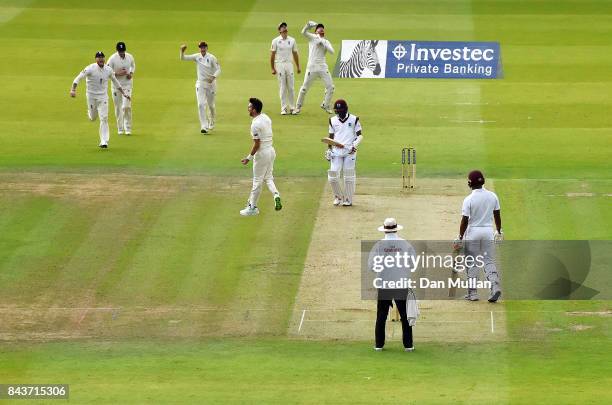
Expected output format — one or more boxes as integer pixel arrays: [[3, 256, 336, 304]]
[[180, 41, 221, 133], [325, 99, 362, 206], [454, 170, 504, 302], [70, 51, 130, 148], [240, 98, 282, 216], [294, 21, 335, 114], [271, 22, 301, 115], [107, 42, 135, 135]]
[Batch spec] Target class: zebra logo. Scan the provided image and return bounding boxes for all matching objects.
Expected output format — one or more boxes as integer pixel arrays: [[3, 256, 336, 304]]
[[338, 40, 381, 78]]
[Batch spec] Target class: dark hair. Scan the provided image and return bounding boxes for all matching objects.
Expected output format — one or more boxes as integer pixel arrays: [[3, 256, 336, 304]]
[[278, 22, 287, 30], [249, 97, 263, 113], [316, 23, 324, 30]]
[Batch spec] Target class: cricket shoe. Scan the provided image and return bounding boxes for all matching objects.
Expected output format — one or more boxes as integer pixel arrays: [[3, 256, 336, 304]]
[[118, 130, 124, 135], [125, 131, 131, 136], [342, 200, 353, 206], [292, 107, 301, 115], [240, 204, 259, 216], [320, 103, 334, 114], [280, 109, 288, 115], [201, 128, 208, 134], [464, 293, 479, 301], [488, 290, 502, 303], [274, 195, 282, 211], [374, 347, 383, 352], [333, 197, 343, 206], [99, 144, 108, 149], [404, 347, 415, 352]]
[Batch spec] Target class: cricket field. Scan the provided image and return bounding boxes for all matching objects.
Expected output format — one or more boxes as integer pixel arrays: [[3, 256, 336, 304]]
[[0, 0, 610, 403]]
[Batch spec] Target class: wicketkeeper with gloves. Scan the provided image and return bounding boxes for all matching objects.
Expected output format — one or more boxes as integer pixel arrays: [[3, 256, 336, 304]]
[[453, 170, 503, 302]]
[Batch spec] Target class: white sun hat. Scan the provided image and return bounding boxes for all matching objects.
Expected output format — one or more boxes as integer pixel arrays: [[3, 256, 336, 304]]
[[377, 217, 403, 233]]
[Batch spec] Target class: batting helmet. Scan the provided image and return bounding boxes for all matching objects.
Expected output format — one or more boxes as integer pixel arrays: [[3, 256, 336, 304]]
[[468, 170, 485, 188], [334, 99, 348, 117]]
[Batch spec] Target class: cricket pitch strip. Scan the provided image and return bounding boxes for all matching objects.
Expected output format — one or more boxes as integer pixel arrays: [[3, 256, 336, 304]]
[[289, 178, 507, 342]]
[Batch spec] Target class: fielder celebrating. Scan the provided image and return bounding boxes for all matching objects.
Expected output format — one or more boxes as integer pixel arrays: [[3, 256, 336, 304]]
[[107, 42, 135, 135], [454, 170, 503, 302], [240, 98, 282, 216], [180, 41, 221, 134], [325, 99, 362, 206], [294, 21, 335, 114], [271, 22, 301, 115], [70, 51, 130, 148]]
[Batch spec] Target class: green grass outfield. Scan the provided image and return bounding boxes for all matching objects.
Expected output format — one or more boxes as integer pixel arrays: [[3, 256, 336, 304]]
[[0, 0, 611, 403]]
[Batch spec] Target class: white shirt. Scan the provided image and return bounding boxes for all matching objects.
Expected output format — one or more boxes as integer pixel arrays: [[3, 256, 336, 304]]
[[329, 114, 362, 154], [462, 187, 500, 227], [180, 52, 221, 85], [251, 113, 274, 150], [73, 63, 122, 98], [271, 35, 298, 63], [107, 52, 136, 88], [301, 23, 334, 70]]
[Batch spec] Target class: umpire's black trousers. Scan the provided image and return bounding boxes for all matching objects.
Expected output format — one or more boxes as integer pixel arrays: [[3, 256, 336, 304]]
[[375, 290, 413, 349]]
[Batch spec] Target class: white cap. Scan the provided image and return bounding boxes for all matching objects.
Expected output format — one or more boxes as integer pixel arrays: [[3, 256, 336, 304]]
[[377, 217, 403, 233]]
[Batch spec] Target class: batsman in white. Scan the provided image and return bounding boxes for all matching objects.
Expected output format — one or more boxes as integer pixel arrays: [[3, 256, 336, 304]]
[[180, 41, 221, 134], [325, 99, 363, 206], [107, 42, 135, 135], [294, 21, 335, 114], [270, 22, 301, 115], [453, 170, 504, 302], [70, 51, 130, 149], [240, 98, 282, 216]]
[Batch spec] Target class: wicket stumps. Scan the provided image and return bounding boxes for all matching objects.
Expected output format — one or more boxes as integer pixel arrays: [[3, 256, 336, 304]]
[[401, 147, 417, 189]]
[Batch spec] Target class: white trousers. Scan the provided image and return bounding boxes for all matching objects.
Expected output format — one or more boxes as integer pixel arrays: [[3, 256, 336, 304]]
[[196, 81, 216, 130], [86, 94, 109, 146], [464, 226, 500, 293], [276, 62, 295, 111], [111, 86, 132, 133], [330, 152, 356, 172], [296, 67, 335, 109], [248, 147, 279, 207]]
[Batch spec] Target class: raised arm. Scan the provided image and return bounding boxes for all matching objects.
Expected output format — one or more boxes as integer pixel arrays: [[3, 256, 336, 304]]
[[180, 44, 197, 61], [301, 21, 317, 40]]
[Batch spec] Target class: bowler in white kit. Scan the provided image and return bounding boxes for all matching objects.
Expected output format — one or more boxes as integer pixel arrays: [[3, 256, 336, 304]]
[[270, 22, 301, 115], [180, 41, 221, 133], [240, 98, 282, 216], [294, 21, 335, 114], [325, 99, 363, 206], [454, 170, 504, 302], [107, 42, 136, 135], [70, 51, 130, 148]]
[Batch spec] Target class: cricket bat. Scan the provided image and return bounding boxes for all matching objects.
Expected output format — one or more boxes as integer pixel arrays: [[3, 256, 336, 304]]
[[448, 247, 461, 298], [321, 137, 344, 148]]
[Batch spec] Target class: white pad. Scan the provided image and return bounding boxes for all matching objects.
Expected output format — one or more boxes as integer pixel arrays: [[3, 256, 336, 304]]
[[343, 168, 356, 202], [327, 170, 344, 199]]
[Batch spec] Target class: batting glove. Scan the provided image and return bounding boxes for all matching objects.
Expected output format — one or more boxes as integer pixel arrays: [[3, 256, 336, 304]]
[[494, 230, 504, 244], [408, 317, 416, 327], [308, 20, 318, 27], [324, 149, 332, 161]]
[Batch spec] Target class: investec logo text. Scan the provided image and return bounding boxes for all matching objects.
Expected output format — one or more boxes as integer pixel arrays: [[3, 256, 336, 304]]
[[392, 42, 498, 77]]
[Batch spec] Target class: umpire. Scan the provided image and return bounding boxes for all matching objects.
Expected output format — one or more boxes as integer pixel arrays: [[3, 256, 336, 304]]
[[371, 218, 416, 352]]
